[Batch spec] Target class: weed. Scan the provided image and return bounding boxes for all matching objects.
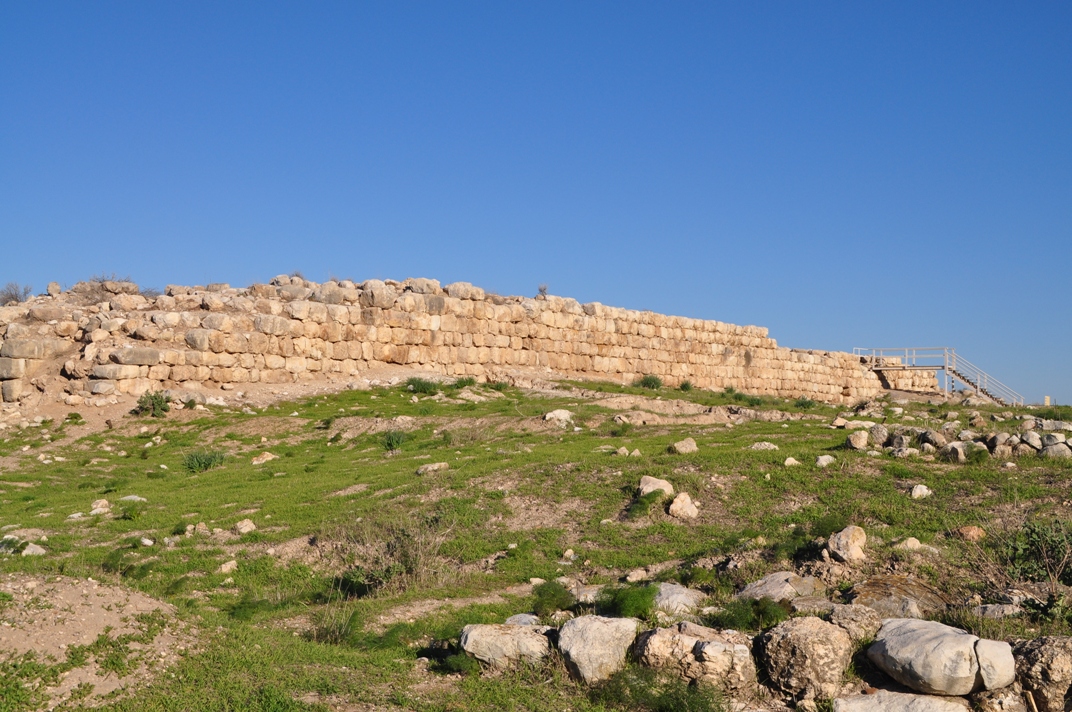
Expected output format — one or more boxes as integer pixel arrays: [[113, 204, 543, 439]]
[[437, 651, 483, 675], [406, 377, 439, 395], [315, 417, 335, 430], [793, 396, 816, 409], [678, 380, 693, 392], [453, 377, 476, 388], [532, 581, 576, 617], [487, 381, 510, 391], [183, 450, 225, 473], [636, 375, 663, 390], [131, 391, 171, 418], [64, 412, 85, 424], [598, 584, 658, 619], [336, 563, 406, 598], [1001, 518, 1072, 590], [382, 430, 406, 451], [308, 605, 358, 644], [704, 596, 789, 632], [590, 666, 726, 712], [627, 490, 668, 519]]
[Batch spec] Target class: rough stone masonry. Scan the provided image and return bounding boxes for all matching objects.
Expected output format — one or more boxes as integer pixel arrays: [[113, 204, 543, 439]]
[[0, 275, 937, 406]]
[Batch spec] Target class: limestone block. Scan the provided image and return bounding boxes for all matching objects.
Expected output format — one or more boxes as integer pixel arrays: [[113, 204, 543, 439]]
[[0, 357, 26, 379], [1, 379, 24, 401], [91, 364, 141, 380]]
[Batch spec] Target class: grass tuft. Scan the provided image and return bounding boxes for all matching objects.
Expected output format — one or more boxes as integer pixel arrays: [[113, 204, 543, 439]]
[[183, 450, 225, 473]]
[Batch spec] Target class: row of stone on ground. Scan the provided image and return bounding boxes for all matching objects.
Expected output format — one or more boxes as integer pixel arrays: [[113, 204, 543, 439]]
[[839, 414, 1072, 460], [458, 564, 1062, 712]]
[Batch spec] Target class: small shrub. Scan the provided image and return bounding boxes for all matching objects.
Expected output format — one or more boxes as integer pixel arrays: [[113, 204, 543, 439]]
[[1002, 518, 1072, 587], [131, 391, 170, 418], [139, 286, 163, 299], [308, 607, 358, 644], [607, 421, 632, 438], [487, 381, 509, 391], [678, 380, 693, 392], [184, 399, 197, 410], [589, 665, 725, 712], [453, 377, 476, 388], [966, 443, 991, 465], [794, 396, 816, 409], [626, 490, 667, 519], [405, 377, 439, 395], [382, 430, 406, 451], [336, 564, 406, 598], [0, 282, 32, 305], [64, 412, 85, 424], [723, 386, 737, 396], [314, 417, 335, 430], [598, 584, 658, 619], [183, 450, 225, 473], [704, 596, 789, 632], [117, 504, 144, 521], [532, 581, 576, 617], [437, 652, 482, 675], [636, 375, 663, 390], [537, 283, 549, 297]]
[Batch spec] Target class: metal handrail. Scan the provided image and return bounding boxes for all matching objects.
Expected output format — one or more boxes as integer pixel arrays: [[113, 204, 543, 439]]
[[852, 347, 1024, 407]]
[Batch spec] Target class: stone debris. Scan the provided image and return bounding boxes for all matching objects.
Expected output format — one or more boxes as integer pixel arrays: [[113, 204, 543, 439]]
[[416, 461, 449, 475], [669, 437, 698, 454], [637, 475, 674, 498], [667, 492, 698, 519], [460, 624, 551, 668]]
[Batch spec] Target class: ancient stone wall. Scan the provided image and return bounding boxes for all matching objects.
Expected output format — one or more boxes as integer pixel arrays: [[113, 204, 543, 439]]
[[0, 276, 938, 408]]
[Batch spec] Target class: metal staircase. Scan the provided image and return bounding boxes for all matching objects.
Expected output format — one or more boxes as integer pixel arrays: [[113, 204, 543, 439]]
[[852, 347, 1024, 407]]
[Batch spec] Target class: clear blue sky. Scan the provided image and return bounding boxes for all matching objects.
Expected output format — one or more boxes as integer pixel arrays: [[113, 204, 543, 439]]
[[2, 3, 1069, 403]]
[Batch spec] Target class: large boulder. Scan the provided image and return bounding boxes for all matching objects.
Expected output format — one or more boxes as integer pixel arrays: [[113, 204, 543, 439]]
[[634, 622, 756, 693], [1041, 443, 1072, 459], [1014, 636, 1072, 712], [638, 475, 673, 497], [762, 616, 853, 700], [459, 623, 551, 668], [827, 525, 867, 563], [833, 690, 970, 711], [866, 619, 1014, 696], [737, 571, 822, 601], [669, 437, 698, 454], [846, 430, 869, 451], [557, 615, 639, 683], [847, 575, 948, 618]]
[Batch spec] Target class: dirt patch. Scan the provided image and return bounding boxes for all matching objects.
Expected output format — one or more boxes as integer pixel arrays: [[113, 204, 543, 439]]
[[367, 583, 534, 634], [0, 573, 192, 709], [496, 496, 591, 531], [329, 483, 370, 498]]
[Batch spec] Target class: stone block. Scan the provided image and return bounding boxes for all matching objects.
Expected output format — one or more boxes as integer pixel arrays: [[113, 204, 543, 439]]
[[91, 364, 141, 380], [0, 357, 26, 379]]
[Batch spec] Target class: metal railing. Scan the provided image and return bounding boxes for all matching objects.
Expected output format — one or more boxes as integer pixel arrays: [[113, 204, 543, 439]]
[[852, 347, 1024, 407]]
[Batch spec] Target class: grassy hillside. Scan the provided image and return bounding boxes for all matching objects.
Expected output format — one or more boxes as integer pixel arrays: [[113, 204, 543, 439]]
[[1, 380, 1069, 710]]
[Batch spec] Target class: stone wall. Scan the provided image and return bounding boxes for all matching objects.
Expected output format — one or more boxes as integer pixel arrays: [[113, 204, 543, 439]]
[[0, 276, 938, 407]]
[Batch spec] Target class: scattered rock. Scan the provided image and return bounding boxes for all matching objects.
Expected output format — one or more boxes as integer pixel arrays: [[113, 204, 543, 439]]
[[848, 575, 948, 619], [232, 519, 256, 535], [762, 616, 853, 700], [669, 437, 698, 454], [815, 455, 836, 468], [21, 543, 47, 556], [827, 525, 866, 563], [504, 614, 541, 626], [971, 683, 1027, 712], [219, 560, 238, 574], [558, 615, 639, 683], [251, 452, 278, 465], [668, 492, 698, 519], [954, 525, 986, 542], [911, 484, 933, 499], [638, 475, 674, 497], [867, 618, 1014, 695], [846, 430, 869, 451], [971, 604, 1023, 619], [749, 441, 779, 451], [653, 582, 705, 614], [784, 457, 801, 466], [416, 462, 449, 475], [737, 571, 822, 601], [91, 499, 110, 510], [460, 623, 551, 668], [544, 409, 574, 427], [1041, 443, 1072, 459]]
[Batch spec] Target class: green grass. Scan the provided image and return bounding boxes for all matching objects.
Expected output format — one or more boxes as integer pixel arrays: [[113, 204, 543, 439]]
[[183, 449, 225, 473], [0, 377, 1067, 710]]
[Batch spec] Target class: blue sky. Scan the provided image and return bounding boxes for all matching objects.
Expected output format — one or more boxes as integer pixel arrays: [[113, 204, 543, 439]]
[[2, 3, 1069, 403]]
